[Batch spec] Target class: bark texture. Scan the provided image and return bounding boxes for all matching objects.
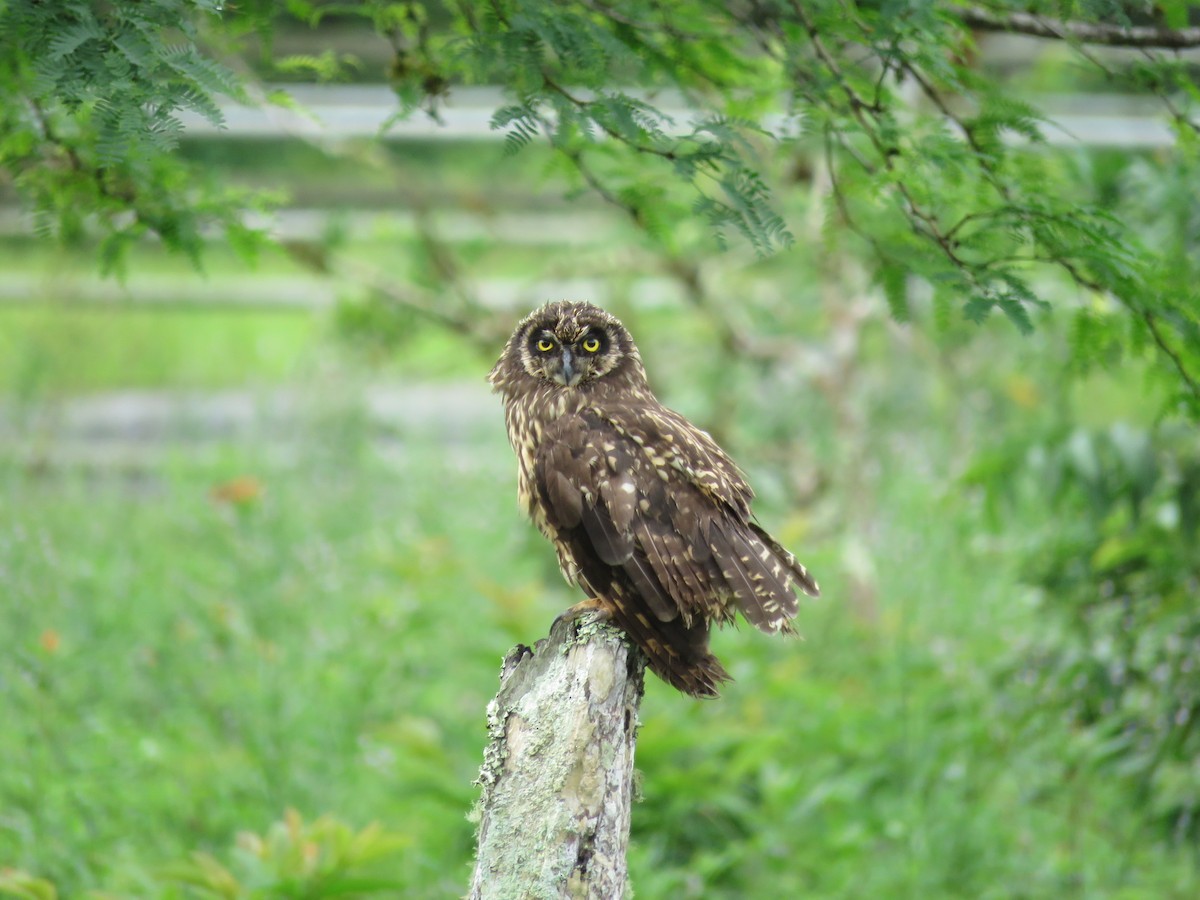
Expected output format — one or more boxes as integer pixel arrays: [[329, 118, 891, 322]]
[[469, 612, 645, 899]]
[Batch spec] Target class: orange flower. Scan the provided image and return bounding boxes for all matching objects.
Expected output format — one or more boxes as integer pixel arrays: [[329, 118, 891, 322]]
[[39, 629, 61, 654], [210, 476, 265, 506]]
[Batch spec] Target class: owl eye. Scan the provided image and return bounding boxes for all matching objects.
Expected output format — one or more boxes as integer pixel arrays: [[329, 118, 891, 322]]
[[536, 338, 556, 353], [581, 336, 601, 353]]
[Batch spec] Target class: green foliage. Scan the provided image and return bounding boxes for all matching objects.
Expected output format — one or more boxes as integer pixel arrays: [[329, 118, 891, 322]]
[[3, 0, 1200, 405], [0, 812, 410, 899], [330, 0, 1200, 406], [792, 0, 1199, 404], [451, 1, 794, 255], [0, 870, 58, 900], [156, 810, 410, 898], [0, 0, 270, 273], [973, 424, 1200, 842]]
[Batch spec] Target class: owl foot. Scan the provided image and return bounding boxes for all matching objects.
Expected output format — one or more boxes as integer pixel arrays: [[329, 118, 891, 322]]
[[552, 596, 616, 630]]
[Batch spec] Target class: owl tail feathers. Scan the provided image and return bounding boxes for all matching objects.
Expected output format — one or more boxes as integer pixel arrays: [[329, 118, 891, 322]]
[[610, 603, 731, 698], [749, 524, 820, 599], [655, 650, 731, 699]]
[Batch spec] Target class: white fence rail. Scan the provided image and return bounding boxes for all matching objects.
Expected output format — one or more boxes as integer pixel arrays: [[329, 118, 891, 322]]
[[180, 84, 1181, 148]]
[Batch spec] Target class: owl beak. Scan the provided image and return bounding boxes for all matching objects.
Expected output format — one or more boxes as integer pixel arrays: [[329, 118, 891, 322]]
[[554, 348, 583, 387]]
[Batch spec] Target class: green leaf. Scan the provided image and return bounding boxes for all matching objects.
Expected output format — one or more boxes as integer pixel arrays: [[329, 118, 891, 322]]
[[963, 295, 993, 325], [876, 261, 910, 321], [0, 870, 58, 900]]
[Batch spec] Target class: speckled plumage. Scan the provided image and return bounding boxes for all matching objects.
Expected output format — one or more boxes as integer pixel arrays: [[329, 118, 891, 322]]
[[489, 301, 819, 697]]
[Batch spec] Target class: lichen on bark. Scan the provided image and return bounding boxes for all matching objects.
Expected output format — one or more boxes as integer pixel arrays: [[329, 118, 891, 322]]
[[469, 612, 645, 899]]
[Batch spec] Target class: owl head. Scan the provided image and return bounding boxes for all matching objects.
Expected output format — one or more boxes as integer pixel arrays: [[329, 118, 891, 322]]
[[489, 301, 647, 394]]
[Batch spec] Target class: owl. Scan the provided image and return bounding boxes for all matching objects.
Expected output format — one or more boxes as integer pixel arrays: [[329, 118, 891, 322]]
[[489, 301, 819, 697]]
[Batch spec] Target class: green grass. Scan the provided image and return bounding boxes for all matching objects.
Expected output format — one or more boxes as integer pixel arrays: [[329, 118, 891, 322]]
[[1, 417, 524, 896], [3, 308, 1198, 898], [0, 306, 320, 396]]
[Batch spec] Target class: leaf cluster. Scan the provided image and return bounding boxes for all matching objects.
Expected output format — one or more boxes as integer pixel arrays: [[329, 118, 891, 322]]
[[0, 0, 268, 273], [0, 810, 410, 899], [158, 810, 410, 898], [779, 0, 1200, 411], [348, 0, 1200, 412], [980, 424, 1200, 841], [434, 0, 794, 254], [4, 0, 1199, 407]]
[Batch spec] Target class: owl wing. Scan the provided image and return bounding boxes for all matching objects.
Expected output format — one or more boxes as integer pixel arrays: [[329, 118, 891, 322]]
[[534, 405, 817, 635], [601, 403, 821, 606], [596, 402, 756, 519]]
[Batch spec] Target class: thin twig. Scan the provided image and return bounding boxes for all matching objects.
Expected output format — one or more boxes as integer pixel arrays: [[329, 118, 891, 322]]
[[955, 6, 1200, 49], [1137, 48, 1200, 137], [539, 74, 681, 162], [1141, 309, 1200, 401]]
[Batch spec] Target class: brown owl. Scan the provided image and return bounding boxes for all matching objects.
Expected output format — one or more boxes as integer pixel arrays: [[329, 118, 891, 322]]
[[489, 301, 819, 697]]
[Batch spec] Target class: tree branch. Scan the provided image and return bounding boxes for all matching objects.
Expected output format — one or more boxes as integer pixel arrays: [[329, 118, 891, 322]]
[[955, 6, 1200, 49]]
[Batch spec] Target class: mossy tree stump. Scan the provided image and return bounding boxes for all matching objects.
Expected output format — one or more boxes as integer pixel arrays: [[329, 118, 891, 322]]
[[469, 613, 645, 899]]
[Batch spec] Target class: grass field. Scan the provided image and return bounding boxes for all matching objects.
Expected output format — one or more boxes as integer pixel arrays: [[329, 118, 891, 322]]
[[3, 282, 1198, 898]]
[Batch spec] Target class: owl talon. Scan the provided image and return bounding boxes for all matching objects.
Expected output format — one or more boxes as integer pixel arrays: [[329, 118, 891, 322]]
[[553, 597, 615, 630]]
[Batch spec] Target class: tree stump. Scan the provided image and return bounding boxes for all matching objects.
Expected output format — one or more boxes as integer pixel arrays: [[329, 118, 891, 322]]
[[469, 612, 645, 899]]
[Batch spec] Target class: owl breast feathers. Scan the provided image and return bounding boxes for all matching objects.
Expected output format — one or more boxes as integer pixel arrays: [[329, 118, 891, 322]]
[[489, 300, 818, 697]]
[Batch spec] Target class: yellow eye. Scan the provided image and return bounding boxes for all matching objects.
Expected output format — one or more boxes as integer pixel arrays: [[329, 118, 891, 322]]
[[536, 338, 555, 352], [581, 337, 601, 353]]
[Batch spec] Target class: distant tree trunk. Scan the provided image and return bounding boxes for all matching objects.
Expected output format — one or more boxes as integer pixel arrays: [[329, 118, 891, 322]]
[[469, 612, 645, 899]]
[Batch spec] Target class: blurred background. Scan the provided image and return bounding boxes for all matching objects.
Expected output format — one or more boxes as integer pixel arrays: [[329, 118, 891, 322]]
[[2, 2, 1199, 898]]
